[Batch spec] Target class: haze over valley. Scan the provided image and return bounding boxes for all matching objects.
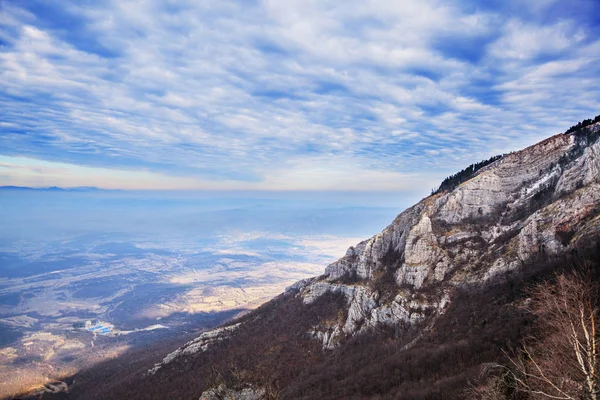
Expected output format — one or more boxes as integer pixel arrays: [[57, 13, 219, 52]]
[[0, 189, 402, 396]]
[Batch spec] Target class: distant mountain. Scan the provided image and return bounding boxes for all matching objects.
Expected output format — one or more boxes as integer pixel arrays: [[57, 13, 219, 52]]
[[45, 117, 600, 400], [0, 185, 42, 191], [0, 185, 104, 192]]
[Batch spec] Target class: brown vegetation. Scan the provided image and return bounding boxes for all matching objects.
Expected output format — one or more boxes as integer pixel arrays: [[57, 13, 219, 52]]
[[469, 267, 600, 399], [28, 250, 600, 400]]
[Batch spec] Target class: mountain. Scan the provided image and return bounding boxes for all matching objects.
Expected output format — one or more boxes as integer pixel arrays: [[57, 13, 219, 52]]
[[0, 185, 49, 191], [46, 118, 600, 400], [0, 186, 103, 192]]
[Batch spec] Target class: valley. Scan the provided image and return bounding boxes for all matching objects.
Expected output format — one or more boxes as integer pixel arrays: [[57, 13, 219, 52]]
[[0, 192, 396, 398]]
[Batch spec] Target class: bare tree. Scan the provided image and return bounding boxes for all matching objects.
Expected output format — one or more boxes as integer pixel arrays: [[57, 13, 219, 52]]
[[469, 271, 600, 399], [466, 363, 520, 400]]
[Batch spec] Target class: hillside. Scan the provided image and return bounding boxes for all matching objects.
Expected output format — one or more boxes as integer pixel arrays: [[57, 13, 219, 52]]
[[35, 118, 600, 400]]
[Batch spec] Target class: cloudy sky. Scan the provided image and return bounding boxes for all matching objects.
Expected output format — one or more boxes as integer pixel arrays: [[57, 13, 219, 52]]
[[1, 0, 599, 192]]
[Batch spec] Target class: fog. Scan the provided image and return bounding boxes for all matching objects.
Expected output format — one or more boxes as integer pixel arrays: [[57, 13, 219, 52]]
[[0, 189, 416, 252]]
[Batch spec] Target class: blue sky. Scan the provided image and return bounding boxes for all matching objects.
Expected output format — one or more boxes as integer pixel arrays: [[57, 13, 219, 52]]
[[0, 0, 599, 192]]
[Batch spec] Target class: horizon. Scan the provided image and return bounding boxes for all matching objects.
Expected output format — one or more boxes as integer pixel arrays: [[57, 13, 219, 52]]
[[1, 1, 599, 192], [0, 185, 420, 212], [0, 117, 591, 198]]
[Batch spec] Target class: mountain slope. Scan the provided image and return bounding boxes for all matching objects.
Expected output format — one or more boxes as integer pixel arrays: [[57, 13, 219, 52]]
[[61, 118, 600, 400], [298, 125, 600, 348]]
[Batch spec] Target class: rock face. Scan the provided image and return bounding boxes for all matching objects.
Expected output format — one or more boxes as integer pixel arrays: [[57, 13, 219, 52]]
[[199, 385, 266, 400], [148, 121, 600, 368], [288, 123, 600, 347], [147, 323, 240, 375]]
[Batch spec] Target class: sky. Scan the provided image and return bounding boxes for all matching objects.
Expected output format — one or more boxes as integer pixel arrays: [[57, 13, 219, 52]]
[[0, 0, 599, 192]]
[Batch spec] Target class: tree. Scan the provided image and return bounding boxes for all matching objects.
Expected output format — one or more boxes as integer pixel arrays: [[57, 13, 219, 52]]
[[469, 271, 600, 399]]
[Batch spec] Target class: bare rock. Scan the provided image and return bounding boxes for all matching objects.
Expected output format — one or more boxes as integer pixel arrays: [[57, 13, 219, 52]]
[[147, 324, 240, 375], [199, 385, 266, 400], [294, 125, 600, 348]]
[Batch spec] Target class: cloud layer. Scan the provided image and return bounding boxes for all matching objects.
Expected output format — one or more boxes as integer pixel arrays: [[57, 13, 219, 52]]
[[1, 0, 599, 191]]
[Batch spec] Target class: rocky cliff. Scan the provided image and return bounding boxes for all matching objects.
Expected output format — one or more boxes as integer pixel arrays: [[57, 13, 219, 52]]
[[285, 122, 600, 349], [63, 118, 600, 400]]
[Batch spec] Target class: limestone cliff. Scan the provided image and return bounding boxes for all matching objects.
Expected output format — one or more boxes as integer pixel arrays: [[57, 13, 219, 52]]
[[288, 122, 600, 347], [146, 120, 600, 398]]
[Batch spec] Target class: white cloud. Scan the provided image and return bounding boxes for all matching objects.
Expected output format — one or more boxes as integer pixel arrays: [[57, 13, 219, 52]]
[[488, 19, 584, 61], [0, 0, 599, 191]]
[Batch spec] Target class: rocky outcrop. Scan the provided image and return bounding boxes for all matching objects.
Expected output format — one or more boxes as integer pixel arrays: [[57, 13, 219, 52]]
[[147, 323, 240, 375], [199, 385, 266, 400], [297, 280, 451, 348], [290, 123, 600, 348]]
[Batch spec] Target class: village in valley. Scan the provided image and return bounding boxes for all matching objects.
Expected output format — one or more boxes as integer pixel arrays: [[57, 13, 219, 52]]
[[73, 320, 114, 336]]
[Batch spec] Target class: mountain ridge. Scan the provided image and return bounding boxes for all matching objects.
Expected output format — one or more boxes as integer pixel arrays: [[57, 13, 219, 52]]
[[39, 116, 600, 400], [0, 185, 105, 192]]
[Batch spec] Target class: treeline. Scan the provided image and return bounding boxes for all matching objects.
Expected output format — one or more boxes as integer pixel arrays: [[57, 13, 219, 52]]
[[432, 154, 503, 195], [559, 114, 600, 167], [431, 113, 600, 197], [563, 113, 600, 135]]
